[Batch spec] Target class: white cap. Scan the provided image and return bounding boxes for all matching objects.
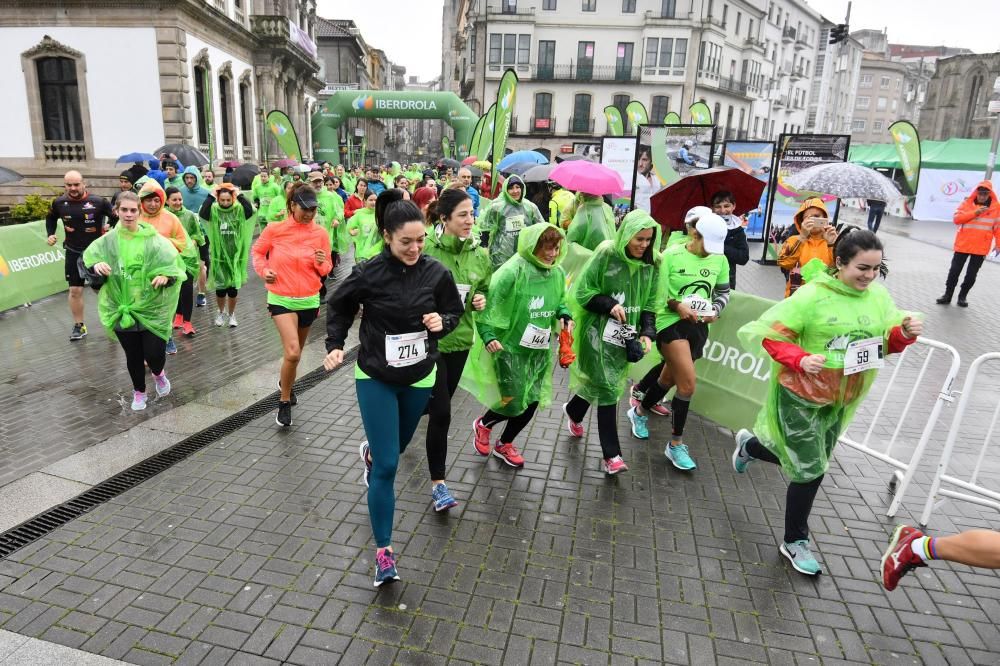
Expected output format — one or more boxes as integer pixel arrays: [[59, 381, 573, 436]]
[[694, 212, 728, 255], [684, 206, 712, 225]]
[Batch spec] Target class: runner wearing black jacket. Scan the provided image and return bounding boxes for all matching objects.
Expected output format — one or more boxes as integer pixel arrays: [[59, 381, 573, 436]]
[[324, 191, 464, 588], [45, 170, 115, 340]]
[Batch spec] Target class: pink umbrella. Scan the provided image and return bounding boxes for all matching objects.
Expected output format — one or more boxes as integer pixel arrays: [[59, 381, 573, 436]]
[[461, 156, 478, 166], [549, 160, 624, 196], [271, 158, 298, 168]]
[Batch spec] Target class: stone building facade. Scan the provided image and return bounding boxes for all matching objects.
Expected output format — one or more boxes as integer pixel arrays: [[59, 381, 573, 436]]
[[919, 52, 1000, 141]]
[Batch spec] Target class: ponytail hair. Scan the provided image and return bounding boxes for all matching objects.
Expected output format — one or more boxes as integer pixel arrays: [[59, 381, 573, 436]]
[[375, 189, 424, 235], [831, 226, 888, 278]]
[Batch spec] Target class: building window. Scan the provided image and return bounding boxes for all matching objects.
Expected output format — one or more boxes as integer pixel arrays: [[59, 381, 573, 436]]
[[650, 95, 669, 121], [489, 34, 501, 65], [543, 0, 557, 8], [518, 35, 530, 64], [855, 96, 869, 109], [239, 80, 251, 148], [490, 33, 530, 66], [36, 57, 83, 142], [534, 92, 553, 119], [747, 19, 753, 38], [851, 119, 866, 131], [713, 102, 721, 124], [891, 98, 897, 112], [661, 0, 676, 17], [537, 40, 555, 77], [736, 11, 741, 34], [873, 120, 883, 132], [504, 34, 516, 64], [860, 74, 872, 88], [895, 78, 901, 90], [501, 0, 517, 13], [622, 0, 636, 12], [194, 65, 210, 145], [582, 0, 596, 10], [698, 42, 722, 74], [572, 93, 592, 132], [612, 94, 630, 126], [674, 38, 688, 68], [577, 41, 595, 78], [722, 4, 728, 27], [876, 96, 887, 111], [615, 42, 634, 80], [880, 75, 890, 89], [219, 74, 232, 146]]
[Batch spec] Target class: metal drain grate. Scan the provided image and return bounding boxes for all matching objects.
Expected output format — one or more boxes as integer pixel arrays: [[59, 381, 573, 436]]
[[0, 348, 358, 560]]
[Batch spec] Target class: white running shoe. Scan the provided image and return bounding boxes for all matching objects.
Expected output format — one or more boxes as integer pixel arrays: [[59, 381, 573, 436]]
[[131, 391, 147, 411], [228, 314, 238, 328], [154, 372, 171, 398], [214, 311, 226, 327]]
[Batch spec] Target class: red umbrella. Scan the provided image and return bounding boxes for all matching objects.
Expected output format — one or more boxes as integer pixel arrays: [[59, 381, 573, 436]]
[[549, 160, 624, 196], [218, 160, 242, 168], [460, 156, 478, 166], [650, 167, 766, 232], [271, 158, 298, 168]]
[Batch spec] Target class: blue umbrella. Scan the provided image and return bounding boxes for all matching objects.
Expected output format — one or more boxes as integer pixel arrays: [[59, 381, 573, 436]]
[[116, 152, 157, 164], [498, 150, 548, 170]]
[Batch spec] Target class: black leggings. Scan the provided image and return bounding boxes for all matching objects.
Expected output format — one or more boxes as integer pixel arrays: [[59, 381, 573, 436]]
[[635, 360, 691, 439], [745, 436, 824, 543], [176, 274, 194, 320], [481, 402, 539, 445], [425, 349, 470, 480], [565, 395, 620, 459], [115, 330, 166, 392]]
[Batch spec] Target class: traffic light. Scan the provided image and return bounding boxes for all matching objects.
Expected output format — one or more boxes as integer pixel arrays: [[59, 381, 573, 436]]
[[829, 24, 849, 44]]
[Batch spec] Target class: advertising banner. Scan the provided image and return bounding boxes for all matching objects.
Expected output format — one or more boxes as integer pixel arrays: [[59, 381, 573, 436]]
[[912, 169, 1000, 221], [0, 220, 67, 312], [266, 110, 302, 162], [689, 101, 713, 125], [631, 124, 717, 213], [889, 120, 921, 195], [722, 141, 776, 241], [761, 134, 849, 263], [603, 106, 625, 136], [664, 111, 681, 125], [475, 104, 497, 163], [624, 101, 649, 134], [571, 142, 601, 160], [469, 113, 488, 160], [490, 69, 519, 189], [629, 292, 774, 432], [601, 136, 638, 207]]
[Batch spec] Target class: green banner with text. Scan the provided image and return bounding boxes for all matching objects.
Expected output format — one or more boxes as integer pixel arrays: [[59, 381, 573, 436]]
[[0, 220, 67, 312], [604, 106, 625, 136], [888, 120, 921, 195], [625, 101, 649, 135], [689, 101, 713, 125], [266, 110, 302, 162], [491, 69, 518, 188]]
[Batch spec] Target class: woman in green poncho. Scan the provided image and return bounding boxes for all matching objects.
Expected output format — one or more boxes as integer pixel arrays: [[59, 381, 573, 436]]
[[83, 192, 185, 412], [564, 211, 660, 475], [565, 193, 616, 252], [346, 191, 381, 261], [250, 170, 284, 226], [422, 189, 493, 510], [732, 231, 922, 576], [266, 181, 296, 224], [165, 187, 205, 337], [199, 183, 255, 327], [466, 223, 573, 468], [478, 175, 546, 269]]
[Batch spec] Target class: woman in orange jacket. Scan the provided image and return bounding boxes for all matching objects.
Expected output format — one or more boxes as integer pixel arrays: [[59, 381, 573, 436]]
[[252, 182, 333, 427], [777, 198, 838, 297], [936, 180, 1000, 307]]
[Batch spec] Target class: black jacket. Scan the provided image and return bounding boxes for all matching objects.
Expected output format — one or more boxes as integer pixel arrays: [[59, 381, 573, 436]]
[[326, 248, 465, 385]]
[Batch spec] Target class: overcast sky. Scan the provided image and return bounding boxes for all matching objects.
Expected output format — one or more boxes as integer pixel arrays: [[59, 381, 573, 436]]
[[316, 1, 445, 81]]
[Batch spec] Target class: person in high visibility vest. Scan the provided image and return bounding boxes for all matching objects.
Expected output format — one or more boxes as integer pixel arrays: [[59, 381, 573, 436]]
[[936, 181, 1000, 308]]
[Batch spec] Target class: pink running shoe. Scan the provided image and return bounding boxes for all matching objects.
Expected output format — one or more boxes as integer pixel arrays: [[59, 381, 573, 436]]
[[563, 403, 584, 437], [602, 456, 629, 475], [473, 417, 492, 456]]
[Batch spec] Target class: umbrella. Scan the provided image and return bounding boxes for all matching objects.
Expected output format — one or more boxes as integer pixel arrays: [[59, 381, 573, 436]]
[[650, 167, 767, 232], [218, 160, 242, 168], [555, 154, 590, 163], [151, 144, 209, 167], [292, 164, 312, 173], [0, 167, 24, 185], [499, 161, 537, 177], [230, 163, 261, 189], [271, 158, 298, 169], [523, 164, 556, 183], [498, 150, 548, 170], [116, 152, 156, 164], [785, 162, 903, 202], [472, 160, 491, 169], [460, 156, 479, 166], [466, 166, 484, 177], [549, 160, 624, 196], [437, 158, 461, 170]]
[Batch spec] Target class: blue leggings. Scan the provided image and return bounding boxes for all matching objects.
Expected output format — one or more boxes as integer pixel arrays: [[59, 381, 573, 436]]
[[356, 378, 433, 548]]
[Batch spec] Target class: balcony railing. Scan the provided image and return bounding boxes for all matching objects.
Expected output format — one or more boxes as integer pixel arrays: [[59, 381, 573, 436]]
[[530, 63, 639, 82], [698, 72, 755, 98], [772, 94, 788, 108], [643, 9, 687, 21], [486, 4, 536, 17], [530, 116, 556, 134], [794, 36, 811, 50], [242, 146, 254, 161], [702, 16, 726, 30], [223, 145, 236, 160], [42, 141, 86, 162], [782, 26, 796, 43], [251, 15, 318, 60], [790, 66, 804, 81], [568, 117, 595, 134], [745, 36, 765, 50]]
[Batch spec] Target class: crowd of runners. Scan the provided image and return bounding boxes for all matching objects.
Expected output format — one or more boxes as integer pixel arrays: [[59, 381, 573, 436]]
[[42, 155, 1000, 590]]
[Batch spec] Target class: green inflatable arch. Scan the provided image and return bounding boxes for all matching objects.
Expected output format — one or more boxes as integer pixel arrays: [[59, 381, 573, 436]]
[[312, 91, 477, 163]]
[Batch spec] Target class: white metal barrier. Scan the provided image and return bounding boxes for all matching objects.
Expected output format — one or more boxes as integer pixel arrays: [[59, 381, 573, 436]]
[[836, 337, 961, 518], [919, 352, 1000, 528]]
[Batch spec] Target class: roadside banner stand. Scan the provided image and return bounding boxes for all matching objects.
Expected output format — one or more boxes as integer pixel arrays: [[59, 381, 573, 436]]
[[0, 221, 66, 312]]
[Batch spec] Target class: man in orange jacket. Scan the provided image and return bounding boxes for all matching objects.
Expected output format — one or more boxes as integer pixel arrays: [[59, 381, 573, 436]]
[[937, 181, 1000, 307]]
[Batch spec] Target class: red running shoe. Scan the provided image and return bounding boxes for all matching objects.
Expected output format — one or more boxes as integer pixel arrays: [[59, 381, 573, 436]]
[[563, 403, 584, 437], [881, 524, 927, 591], [492, 441, 525, 467], [182, 321, 197, 337], [472, 417, 492, 456], [172, 314, 183, 329]]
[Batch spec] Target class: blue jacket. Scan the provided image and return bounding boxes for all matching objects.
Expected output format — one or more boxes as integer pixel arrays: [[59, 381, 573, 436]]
[[466, 185, 481, 217], [147, 158, 186, 187], [180, 166, 210, 213]]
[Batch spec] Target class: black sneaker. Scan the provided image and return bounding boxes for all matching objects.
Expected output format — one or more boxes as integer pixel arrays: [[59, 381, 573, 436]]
[[278, 381, 297, 405], [276, 401, 292, 427], [69, 323, 87, 341]]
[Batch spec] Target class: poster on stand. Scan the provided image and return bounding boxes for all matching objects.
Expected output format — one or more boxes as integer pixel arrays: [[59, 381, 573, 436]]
[[601, 136, 638, 211], [631, 124, 717, 213], [761, 134, 850, 263], [722, 141, 776, 241]]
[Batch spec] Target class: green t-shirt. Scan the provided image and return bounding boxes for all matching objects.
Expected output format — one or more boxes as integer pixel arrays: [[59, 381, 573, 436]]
[[266, 292, 320, 310], [655, 243, 730, 331], [354, 363, 436, 388]]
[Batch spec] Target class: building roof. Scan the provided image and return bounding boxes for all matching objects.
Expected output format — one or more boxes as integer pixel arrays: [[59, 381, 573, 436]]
[[315, 17, 359, 40]]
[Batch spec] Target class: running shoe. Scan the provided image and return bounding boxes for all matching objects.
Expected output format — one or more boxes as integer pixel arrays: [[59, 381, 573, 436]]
[[228, 314, 238, 328], [196, 293, 207, 307], [563, 403, 584, 438], [182, 321, 197, 337], [173, 314, 183, 329], [278, 381, 297, 405], [493, 441, 525, 468], [214, 311, 226, 327], [650, 401, 671, 417], [881, 524, 926, 591], [69, 323, 87, 341], [472, 417, 492, 456], [153, 372, 171, 398], [664, 442, 697, 470], [602, 456, 629, 475], [373, 549, 400, 587], [131, 391, 147, 411], [780, 540, 822, 576], [431, 483, 459, 512], [359, 441, 372, 487], [165, 338, 178, 355], [626, 406, 649, 439], [276, 401, 292, 427], [732, 429, 755, 473]]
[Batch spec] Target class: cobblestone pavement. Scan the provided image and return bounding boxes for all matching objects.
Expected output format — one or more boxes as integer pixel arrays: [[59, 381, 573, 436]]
[[0, 216, 998, 664]]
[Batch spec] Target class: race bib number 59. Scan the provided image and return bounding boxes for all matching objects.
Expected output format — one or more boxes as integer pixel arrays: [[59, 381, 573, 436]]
[[843, 337, 884, 375]]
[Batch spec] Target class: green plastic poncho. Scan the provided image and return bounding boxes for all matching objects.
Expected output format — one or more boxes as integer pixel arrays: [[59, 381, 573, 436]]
[[203, 198, 254, 290], [738, 266, 909, 483], [168, 205, 205, 278], [478, 175, 546, 269], [566, 194, 616, 251], [266, 192, 289, 224], [462, 223, 569, 416], [341, 173, 357, 197], [251, 178, 284, 221], [424, 226, 494, 353], [569, 211, 661, 406], [316, 187, 347, 253], [82, 222, 185, 342], [346, 207, 382, 261]]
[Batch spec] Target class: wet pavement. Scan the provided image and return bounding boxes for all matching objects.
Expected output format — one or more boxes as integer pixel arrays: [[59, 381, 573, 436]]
[[0, 212, 998, 664]]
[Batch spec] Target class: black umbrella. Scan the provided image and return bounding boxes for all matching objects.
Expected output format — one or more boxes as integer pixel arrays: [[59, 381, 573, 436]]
[[437, 158, 461, 170], [0, 167, 24, 185], [555, 154, 590, 163], [152, 144, 210, 167], [231, 163, 261, 189], [499, 161, 537, 177]]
